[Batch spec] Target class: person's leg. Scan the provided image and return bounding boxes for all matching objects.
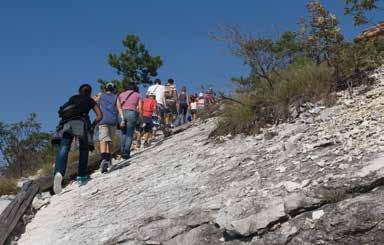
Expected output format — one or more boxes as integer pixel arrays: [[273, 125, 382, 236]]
[[78, 136, 89, 178], [120, 130, 126, 157], [122, 110, 138, 158], [53, 134, 73, 194], [54, 135, 73, 176], [158, 104, 165, 127], [143, 117, 152, 144], [181, 104, 188, 124], [99, 125, 110, 172], [135, 128, 142, 148]]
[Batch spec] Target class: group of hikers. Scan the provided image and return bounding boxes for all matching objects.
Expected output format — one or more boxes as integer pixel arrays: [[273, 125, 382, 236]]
[[51, 79, 216, 194]]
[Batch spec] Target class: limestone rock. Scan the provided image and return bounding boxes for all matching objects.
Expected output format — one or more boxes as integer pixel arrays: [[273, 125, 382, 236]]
[[15, 67, 384, 245]]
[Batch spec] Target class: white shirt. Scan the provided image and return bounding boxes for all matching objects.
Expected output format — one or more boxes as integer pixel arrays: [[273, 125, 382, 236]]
[[148, 84, 165, 105], [190, 102, 197, 110]]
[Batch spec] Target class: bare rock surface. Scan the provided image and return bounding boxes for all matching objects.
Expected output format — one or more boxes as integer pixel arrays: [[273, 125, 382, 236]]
[[0, 195, 14, 214], [17, 70, 384, 245]]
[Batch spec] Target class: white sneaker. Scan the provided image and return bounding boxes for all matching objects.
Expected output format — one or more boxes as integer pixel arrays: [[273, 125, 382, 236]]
[[107, 161, 112, 172], [53, 172, 63, 194]]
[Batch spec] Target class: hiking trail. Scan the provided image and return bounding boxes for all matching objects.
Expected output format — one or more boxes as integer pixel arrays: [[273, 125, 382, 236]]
[[13, 68, 384, 244]]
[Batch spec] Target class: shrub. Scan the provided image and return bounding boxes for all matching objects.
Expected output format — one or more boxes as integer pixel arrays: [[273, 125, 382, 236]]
[[210, 0, 383, 138], [0, 178, 18, 195], [210, 99, 259, 137], [210, 61, 335, 137]]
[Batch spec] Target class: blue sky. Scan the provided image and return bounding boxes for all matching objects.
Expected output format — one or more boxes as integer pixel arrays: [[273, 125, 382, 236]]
[[0, 0, 380, 130]]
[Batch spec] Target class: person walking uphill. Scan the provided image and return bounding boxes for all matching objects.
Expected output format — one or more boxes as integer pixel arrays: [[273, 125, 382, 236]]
[[52, 84, 102, 194], [142, 92, 157, 147], [147, 79, 165, 124], [119, 83, 142, 160], [164, 78, 178, 127], [178, 86, 189, 124], [94, 82, 124, 173]]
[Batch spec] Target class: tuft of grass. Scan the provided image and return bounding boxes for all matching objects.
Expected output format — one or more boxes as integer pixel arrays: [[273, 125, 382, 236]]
[[210, 99, 260, 137], [318, 187, 348, 204], [211, 62, 335, 137], [0, 178, 18, 195]]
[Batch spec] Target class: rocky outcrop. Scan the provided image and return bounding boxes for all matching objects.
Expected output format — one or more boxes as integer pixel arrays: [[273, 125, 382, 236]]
[[16, 70, 384, 245]]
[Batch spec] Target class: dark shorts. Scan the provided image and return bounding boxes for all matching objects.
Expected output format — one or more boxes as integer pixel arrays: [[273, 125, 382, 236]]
[[179, 103, 188, 115], [136, 117, 143, 133], [142, 117, 154, 133], [190, 109, 197, 115], [165, 100, 177, 115], [157, 103, 165, 118]]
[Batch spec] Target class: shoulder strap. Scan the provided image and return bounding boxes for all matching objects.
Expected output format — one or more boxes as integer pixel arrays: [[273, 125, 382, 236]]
[[121, 91, 135, 107], [152, 85, 159, 93]]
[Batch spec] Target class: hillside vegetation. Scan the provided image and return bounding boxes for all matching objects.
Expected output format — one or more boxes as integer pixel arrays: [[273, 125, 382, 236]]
[[211, 0, 383, 137]]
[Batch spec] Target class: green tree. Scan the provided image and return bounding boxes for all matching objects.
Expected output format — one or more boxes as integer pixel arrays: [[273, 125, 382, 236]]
[[99, 35, 163, 91], [344, 0, 380, 25], [0, 113, 54, 178], [213, 26, 305, 91]]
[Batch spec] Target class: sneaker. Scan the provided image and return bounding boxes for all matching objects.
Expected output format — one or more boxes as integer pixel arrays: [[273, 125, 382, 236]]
[[143, 141, 150, 148], [100, 160, 109, 174], [136, 140, 141, 149], [121, 154, 130, 160], [107, 161, 112, 172], [53, 172, 63, 194], [76, 176, 90, 186]]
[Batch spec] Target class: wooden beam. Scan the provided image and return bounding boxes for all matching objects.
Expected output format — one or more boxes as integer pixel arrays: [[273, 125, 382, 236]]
[[0, 181, 39, 245]]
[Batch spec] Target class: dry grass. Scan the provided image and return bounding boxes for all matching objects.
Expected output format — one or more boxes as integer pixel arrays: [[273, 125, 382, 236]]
[[0, 178, 18, 195], [211, 62, 335, 137]]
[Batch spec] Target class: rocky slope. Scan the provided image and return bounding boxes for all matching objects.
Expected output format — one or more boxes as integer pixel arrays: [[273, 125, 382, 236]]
[[16, 69, 384, 245]]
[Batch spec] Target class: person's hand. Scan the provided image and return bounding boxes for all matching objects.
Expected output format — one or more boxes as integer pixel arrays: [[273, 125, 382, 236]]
[[119, 121, 125, 128]]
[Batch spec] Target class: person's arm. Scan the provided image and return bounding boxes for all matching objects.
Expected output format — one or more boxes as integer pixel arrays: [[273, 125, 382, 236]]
[[92, 104, 103, 126], [175, 90, 179, 111], [93, 93, 101, 103], [162, 90, 167, 108], [153, 101, 157, 112], [137, 99, 143, 118], [116, 97, 125, 126]]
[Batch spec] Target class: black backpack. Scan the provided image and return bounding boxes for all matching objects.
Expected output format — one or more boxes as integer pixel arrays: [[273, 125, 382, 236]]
[[58, 96, 88, 120]]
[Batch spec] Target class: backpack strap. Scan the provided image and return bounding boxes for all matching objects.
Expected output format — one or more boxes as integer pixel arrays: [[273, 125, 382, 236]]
[[121, 91, 135, 107]]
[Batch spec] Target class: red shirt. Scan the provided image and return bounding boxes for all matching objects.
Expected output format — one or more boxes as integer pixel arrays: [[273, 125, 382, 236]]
[[143, 98, 157, 117]]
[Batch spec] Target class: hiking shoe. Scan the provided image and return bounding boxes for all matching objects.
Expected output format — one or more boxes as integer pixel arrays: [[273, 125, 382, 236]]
[[100, 159, 109, 174], [107, 161, 112, 172], [121, 154, 130, 160], [53, 172, 63, 195], [76, 176, 90, 186], [163, 129, 171, 138], [136, 140, 141, 149], [143, 141, 150, 148]]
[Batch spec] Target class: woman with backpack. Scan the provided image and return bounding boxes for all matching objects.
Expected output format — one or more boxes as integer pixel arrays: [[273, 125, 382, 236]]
[[94, 82, 125, 173], [118, 83, 142, 160], [53, 84, 103, 194]]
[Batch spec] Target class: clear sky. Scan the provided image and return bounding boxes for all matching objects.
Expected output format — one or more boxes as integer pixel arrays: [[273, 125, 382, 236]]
[[0, 0, 380, 130]]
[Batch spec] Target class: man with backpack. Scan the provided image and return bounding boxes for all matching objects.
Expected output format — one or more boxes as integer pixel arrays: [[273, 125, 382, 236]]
[[53, 84, 103, 194], [94, 82, 124, 173], [164, 78, 178, 127]]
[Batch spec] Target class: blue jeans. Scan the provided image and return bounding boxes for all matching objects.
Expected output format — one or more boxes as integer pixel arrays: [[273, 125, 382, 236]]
[[54, 134, 89, 177], [121, 110, 139, 158]]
